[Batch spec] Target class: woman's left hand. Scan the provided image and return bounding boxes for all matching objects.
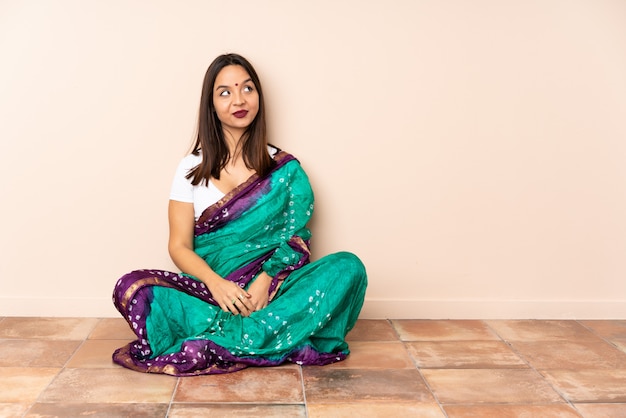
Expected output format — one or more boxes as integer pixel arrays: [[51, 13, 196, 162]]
[[246, 272, 273, 311]]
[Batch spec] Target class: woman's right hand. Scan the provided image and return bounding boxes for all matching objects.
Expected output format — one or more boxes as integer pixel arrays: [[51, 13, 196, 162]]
[[206, 277, 254, 316]]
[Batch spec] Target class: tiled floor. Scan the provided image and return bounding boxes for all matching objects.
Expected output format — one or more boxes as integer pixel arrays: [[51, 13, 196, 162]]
[[1, 318, 625, 417]]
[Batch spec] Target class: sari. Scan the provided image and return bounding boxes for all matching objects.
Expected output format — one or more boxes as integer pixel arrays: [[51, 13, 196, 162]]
[[112, 151, 367, 376]]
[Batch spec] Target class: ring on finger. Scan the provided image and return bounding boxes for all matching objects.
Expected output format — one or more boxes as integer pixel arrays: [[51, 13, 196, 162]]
[[238, 294, 245, 300]]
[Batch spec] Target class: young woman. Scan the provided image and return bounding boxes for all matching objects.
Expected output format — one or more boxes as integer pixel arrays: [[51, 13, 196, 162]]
[[112, 53, 367, 376]]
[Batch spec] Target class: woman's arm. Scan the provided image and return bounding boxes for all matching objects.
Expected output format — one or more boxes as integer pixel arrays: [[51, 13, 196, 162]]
[[168, 200, 253, 316]]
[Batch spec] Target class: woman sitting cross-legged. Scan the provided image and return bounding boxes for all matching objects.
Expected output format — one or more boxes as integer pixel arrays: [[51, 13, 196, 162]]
[[112, 53, 367, 376]]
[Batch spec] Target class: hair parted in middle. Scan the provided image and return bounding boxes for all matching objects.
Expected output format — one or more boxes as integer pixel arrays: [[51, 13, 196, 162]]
[[186, 53, 275, 186]]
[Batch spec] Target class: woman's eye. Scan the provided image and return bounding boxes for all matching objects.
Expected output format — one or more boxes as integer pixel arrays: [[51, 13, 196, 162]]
[[219, 90, 230, 97], [243, 85, 253, 93]]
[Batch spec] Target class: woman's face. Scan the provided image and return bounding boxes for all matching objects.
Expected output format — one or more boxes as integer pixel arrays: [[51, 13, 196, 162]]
[[212, 65, 260, 140]]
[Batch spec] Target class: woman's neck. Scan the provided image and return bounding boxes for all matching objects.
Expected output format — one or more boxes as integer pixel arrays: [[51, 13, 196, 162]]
[[224, 130, 244, 162]]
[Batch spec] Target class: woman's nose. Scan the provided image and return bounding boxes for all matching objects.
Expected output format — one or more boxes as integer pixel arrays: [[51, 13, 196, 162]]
[[232, 90, 245, 105]]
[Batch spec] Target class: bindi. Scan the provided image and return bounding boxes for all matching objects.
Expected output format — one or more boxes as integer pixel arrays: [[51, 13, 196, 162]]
[[235, 83, 238, 86]]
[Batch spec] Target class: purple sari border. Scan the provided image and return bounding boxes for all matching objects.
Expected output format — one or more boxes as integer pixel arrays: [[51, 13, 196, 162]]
[[113, 336, 348, 376]]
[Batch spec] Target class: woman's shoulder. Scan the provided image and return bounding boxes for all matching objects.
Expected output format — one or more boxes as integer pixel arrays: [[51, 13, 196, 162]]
[[268, 144, 299, 160], [178, 152, 202, 168], [268, 144, 280, 158]]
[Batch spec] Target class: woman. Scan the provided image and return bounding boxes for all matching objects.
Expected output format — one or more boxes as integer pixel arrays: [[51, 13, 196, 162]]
[[112, 53, 367, 376]]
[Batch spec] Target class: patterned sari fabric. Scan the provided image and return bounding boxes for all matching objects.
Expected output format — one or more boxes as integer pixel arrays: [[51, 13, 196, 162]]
[[112, 151, 367, 376]]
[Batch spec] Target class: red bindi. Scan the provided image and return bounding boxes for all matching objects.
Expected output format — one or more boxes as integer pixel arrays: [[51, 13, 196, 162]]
[[235, 83, 238, 86]]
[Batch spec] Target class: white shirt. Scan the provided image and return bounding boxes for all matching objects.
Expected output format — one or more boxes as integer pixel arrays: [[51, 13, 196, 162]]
[[169, 146, 279, 220]]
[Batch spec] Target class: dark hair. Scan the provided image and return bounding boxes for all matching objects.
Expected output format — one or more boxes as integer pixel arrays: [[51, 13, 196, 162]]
[[187, 53, 274, 185]]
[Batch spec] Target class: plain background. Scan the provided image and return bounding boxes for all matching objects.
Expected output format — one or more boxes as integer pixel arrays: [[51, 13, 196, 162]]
[[1, 0, 625, 318]]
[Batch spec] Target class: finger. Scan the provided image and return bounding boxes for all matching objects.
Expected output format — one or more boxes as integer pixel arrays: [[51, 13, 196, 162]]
[[228, 299, 240, 315], [236, 293, 254, 312], [233, 297, 254, 316], [236, 298, 253, 316], [217, 300, 230, 313]]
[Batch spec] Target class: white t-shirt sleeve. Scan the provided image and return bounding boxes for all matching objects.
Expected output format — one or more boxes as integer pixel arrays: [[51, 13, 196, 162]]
[[169, 154, 201, 203]]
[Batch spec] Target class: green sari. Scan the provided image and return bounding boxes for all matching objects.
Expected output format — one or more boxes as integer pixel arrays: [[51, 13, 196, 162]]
[[112, 151, 367, 375]]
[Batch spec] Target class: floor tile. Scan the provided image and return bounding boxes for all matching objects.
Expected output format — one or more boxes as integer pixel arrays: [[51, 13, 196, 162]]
[[65, 339, 132, 368], [574, 403, 626, 418], [326, 341, 415, 369], [579, 320, 626, 339], [39, 368, 177, 403], [0, 403, 30, 418], [511, 340, 626, 369], [443, 404, 582, 417], [0, 367, 60, 403], [542, 369, 626, 403], [168, 403, 306, 417], [0, 317, 99, 340], [422, 369, 564, 404], [307, 402, 445, 417], [173, 367, 303, 403], [3, 317, 626, 415], [392, 320, 499, 341], [88, 318, 136, 340], [406, 341, 527, 369], [486, 320, 598, 342], [24, 402, 169, 417], [0, 339, 81, 367], [303, 368, 434, 403], [346, 319, 399, 341]]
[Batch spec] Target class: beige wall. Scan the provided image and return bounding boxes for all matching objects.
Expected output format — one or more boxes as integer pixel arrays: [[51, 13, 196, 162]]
[[1, 0, 625, 319]]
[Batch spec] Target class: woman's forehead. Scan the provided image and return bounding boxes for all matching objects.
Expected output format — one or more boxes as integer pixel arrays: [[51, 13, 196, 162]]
[[215, 65, 251, 85]]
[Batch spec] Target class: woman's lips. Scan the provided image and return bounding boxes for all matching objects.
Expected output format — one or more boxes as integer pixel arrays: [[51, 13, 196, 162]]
[[233, 110, 248, 118]]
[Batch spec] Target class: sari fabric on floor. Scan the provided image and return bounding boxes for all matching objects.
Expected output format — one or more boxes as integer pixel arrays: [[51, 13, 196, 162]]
[[112, 151, 367, 375]]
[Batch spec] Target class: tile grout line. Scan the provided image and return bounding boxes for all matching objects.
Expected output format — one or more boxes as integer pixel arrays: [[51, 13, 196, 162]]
[[389, 319, 450, 418], [165, 377, 181, 417], [386, 318, 402, 341], [61, 319, 99, 369], [410, 347, 450, 417], [576, 319, 626, 353], [299, 365, 309, 418], [570, 319, 626, 416]]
